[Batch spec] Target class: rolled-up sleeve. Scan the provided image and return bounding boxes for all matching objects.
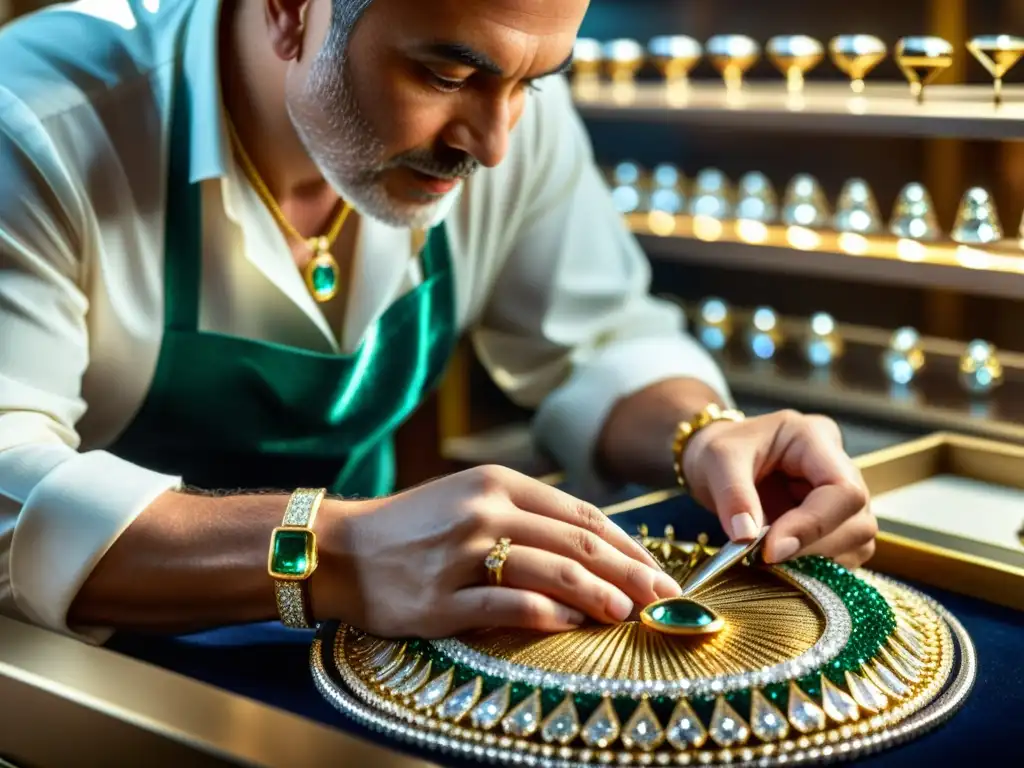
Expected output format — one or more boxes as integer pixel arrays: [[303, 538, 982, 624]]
[[470, 77, 731, 495], [0, 92, 181, 642]]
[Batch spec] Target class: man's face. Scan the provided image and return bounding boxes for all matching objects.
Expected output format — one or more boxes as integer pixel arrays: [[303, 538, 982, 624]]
[[285, 0, 588, 228]]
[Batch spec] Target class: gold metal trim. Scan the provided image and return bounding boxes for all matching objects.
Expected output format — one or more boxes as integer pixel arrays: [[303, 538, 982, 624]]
[[0, 616, 437, 768], [603, 488, 683, 517]]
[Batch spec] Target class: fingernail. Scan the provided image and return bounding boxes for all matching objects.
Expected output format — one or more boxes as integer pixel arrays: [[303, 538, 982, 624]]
[[731, 512, 759, 541], [770, 536, 801, 563], [562, 609, 586, 626], [655, 571, 682, 598], [609, 591, 634, 622]]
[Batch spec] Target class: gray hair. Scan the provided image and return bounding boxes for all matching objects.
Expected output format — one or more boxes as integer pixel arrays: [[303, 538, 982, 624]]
[[326, 0, 376, 59]]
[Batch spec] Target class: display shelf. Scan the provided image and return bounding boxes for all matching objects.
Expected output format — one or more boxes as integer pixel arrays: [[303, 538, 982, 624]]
[[627, 213, 1024, 301], [687, 309, 1024, 446], [573, 81, 1024, 140]]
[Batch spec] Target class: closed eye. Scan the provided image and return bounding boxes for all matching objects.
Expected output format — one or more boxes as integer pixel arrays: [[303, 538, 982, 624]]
[[426, 70, 467, 93]]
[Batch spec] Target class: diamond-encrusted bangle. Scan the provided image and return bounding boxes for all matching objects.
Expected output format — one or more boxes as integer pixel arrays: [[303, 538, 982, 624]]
[[431, 568, 850, 700], [275, 581, 309, 627], [269, 487, 326, 629]]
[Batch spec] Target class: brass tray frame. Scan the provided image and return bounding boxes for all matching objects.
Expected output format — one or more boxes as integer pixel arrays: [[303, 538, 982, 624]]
[[856, 431, 1024, 612], [0, 615, 438, 768]]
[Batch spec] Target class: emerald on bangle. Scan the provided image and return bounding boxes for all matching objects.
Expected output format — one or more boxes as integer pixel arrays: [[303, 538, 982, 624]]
[[268, 527, 318, 580]]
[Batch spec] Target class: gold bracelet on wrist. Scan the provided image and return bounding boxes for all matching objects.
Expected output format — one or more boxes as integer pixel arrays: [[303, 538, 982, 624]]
[[268, 487, 326, 628], [672, 403, 746, 490]]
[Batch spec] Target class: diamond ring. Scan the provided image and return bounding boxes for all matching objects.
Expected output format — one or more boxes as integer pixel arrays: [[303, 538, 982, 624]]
[[485, 538, 512, 586]]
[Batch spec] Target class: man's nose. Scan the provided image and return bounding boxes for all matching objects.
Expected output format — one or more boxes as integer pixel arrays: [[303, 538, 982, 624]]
[[443, 97, 513, 169]]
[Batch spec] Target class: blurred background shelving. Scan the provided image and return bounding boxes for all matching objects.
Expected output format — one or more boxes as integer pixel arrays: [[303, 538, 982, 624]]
[[574, 82, 1024, 141], [6, 0, 1024, 494], [441, 0, 1024, 491]]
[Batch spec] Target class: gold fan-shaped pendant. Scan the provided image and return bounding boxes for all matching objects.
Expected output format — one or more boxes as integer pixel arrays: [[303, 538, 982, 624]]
[[315, 527, 974, 768]]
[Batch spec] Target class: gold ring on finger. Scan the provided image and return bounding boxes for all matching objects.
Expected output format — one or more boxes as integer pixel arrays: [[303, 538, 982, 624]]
[[484, 537, 511, 587]]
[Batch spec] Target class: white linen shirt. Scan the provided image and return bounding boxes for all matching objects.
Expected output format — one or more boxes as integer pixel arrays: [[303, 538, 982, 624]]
[[0, 0, 729, 642]]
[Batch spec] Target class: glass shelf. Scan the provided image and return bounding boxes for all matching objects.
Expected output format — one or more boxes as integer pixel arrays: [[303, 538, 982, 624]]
[[628, 212, 1024, 301], [574, 81, 1024, 140]]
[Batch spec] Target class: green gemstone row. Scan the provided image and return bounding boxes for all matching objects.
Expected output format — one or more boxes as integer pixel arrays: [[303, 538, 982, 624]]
[[397, 556, 897, 725], [787, 556, 897, 689]]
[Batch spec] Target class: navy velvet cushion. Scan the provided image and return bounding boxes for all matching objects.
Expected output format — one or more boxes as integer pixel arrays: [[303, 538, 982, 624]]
[[106, 495, 1022, 765]]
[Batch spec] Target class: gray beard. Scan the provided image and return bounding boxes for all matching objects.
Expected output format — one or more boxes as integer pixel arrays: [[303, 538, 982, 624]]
[[286, 1, 460, 229]]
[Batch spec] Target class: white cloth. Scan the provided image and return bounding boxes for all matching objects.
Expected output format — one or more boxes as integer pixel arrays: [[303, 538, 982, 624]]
[[0, 0, 730, 641]]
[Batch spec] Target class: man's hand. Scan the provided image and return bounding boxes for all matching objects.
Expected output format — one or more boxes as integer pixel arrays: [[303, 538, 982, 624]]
[[681, 410, 877, 568], [315, 466, 681, 638]]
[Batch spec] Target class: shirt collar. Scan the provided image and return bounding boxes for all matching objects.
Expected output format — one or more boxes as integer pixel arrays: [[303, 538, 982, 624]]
[[181, 0, 230, 183]]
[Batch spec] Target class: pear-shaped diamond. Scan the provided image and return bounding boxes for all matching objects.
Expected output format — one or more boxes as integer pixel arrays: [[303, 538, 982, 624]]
[[438, 677, 482, 722], [374, 647, 409, 682], [865, 661, 910, 699], [581, 697, 621, 748], [393, 659, 433, 696], [369, 641, 402, 669], [821, 676, 860, 723], [382, 655, 421, 691], [879, 647, 921, 683], [845, 671, 888, 713], [787, 682, 826, 733], [897, 617, 927, 644], [666, 698, 708, 749], [470, 684, 511, 730], [353, 636, 385, 659], [750, 690, 789, 742], [414, 666, 454, 710], [887, 637, 925, 670], [896, 627, 928, 657], [541, 695, 580, 745], [709, 696, 749, 747], [621, 699, 664, 751], [502, 690, 542, 737]]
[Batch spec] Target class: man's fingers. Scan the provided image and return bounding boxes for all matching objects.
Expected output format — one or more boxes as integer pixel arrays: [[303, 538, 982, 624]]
[[499, 511, 681, 605], [689, 440, 764, 541], [482, 465, 665, 570], [491, 545, 638, 624], [800, 508, 879, 565], [443, 587, 585, 635], [765, 482, 868, 563], [783, 414, 862, 490]]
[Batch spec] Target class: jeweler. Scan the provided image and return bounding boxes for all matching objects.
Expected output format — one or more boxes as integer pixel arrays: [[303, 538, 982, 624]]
[[0, 0, 875, 643]]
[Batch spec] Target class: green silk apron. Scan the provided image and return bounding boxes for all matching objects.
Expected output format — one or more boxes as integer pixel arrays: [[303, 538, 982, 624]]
[[107, 74, 458, 498]]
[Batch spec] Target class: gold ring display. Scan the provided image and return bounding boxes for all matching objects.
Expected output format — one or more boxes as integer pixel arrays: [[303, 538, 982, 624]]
[[895, 36, 955, 103], [485, 537, 511, 587], [967, 34, 1024, 105], [829, 34, 887, 93], [706, 34, 761, 92], [767, 35, 824, 93]]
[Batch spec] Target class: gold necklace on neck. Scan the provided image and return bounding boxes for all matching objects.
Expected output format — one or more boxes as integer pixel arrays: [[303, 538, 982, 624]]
[[225, 115, 352, 304]]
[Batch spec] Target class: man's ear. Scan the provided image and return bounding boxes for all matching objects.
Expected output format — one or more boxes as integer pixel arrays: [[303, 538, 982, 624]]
[[265, 0, 310, 61]]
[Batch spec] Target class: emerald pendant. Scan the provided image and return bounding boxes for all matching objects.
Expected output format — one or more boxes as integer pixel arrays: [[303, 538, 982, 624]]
[[304, 249, 340, 303], [639, 597, 724, 636]]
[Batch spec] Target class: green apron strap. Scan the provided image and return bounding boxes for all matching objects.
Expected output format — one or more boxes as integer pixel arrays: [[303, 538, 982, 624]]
[[163, 73, 202, 333], [420, 223, 452, 276]]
